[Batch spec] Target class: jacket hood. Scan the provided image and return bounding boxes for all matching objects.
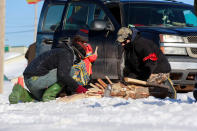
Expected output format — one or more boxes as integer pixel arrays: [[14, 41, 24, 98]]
[[123, 28, 140, 49], [130, 27, 140, 42]]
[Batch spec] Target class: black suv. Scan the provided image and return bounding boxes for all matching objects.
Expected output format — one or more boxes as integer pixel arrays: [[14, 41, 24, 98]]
[[36, 0, 197, 90]]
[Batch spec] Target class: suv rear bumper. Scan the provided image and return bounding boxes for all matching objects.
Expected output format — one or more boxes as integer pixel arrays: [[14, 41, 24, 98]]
[[167, 56, 197, 86]]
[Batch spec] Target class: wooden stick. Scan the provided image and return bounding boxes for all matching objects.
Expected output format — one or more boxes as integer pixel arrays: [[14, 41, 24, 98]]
[[124, 77, 147, 85], [97, 78, 108, 88], [95, 83, 105, 91], [105, 76, 113, 85], [89, 83, 100, 90], [57, 93, 102, 103], [124, 77, 169, 89]]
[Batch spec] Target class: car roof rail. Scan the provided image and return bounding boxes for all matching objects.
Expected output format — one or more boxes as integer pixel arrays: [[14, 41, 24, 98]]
[[163, 0, 179, 2], [164, 0, 184, 4], [101, 0, 184, 4], [101, 0, 119, 2], [102, 0, 181, 2]]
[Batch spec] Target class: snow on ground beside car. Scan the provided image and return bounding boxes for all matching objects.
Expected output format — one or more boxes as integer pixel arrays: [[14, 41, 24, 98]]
[[4, 52, 27, 80], [1, 52, 197, 131], [4, 52, 21, 61]]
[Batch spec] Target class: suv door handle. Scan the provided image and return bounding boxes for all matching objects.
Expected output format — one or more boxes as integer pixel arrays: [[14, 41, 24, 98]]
[[43, 39, 53, 44], [58, 37, 71, 44]]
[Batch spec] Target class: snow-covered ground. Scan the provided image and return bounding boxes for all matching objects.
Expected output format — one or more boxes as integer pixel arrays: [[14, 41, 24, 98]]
[[4, 52, 21, 61], [4, 52, 27, 80], [1, 52, 197, 131]]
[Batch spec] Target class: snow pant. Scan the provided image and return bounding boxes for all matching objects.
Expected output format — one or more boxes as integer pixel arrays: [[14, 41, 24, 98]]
[[24, 69, 57, 101]]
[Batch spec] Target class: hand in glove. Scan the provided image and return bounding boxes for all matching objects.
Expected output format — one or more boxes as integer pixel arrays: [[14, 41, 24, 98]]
[[76, 85, 88, 94], [147, 73, 169, 84]]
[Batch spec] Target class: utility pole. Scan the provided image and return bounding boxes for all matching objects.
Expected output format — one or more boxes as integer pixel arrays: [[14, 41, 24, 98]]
[[0, 0, 5, 93], [34, 3, 38, 42]]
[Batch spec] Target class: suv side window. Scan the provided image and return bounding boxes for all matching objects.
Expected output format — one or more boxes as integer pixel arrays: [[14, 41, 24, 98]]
[[63, 2, 111, 30], [184, 10, 197, 26], [42, 5, 64, 32]]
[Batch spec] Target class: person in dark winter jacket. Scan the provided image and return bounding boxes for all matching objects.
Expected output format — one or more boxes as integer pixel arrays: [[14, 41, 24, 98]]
[[9, 42, 88, 104], [116, 27, 176, 99]]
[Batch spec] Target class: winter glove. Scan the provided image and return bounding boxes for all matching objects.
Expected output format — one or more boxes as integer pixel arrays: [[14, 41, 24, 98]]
[[147, 73, 169, 84], [86, 44, 93, 53], [76, 85, 88, 94]]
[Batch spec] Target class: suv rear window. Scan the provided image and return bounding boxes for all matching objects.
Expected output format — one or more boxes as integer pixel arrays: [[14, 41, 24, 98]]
[[42, 4, 64, 32], [123, 3, 197, 27]]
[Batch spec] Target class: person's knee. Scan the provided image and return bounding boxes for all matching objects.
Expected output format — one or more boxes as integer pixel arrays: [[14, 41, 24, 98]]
[[24, 79, 44, 101], [29, 88, 45, 101]]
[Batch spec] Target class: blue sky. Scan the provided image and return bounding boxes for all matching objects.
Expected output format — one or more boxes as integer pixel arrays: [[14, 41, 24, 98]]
[[5, 0, 194, 46], [6, 0, 44, 46]]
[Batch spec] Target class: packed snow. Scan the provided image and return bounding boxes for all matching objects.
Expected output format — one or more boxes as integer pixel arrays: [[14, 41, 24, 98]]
[[4, 52, 27, 80], [1, 52, 197, 131], [4, 52, 21, 61]]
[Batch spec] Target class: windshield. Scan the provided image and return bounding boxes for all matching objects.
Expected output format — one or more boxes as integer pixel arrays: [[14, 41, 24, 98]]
[[123, 3, 197, 27]]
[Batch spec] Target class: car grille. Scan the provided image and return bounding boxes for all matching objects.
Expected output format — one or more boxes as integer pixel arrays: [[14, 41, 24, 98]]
[[187, 36, 197, 43], [186, 36, 197, 58]]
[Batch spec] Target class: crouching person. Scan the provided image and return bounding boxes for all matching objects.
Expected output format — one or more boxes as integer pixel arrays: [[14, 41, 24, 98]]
[[70, 29, 98, 87], [9, 42, 88, 104], [117, 27, 177, 99]]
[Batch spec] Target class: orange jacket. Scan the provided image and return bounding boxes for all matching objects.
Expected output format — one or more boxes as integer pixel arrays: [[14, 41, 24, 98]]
[[83, 44, 97, 75]]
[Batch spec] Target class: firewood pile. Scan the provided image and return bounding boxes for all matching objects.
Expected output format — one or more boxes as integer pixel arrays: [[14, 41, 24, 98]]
[[57, 76, 150, 103]]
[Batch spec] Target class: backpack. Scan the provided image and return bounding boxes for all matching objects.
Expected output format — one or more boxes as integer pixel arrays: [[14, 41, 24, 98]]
[[70, 60, 90, 86]]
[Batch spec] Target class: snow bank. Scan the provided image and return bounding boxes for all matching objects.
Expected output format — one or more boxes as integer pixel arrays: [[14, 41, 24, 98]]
[[4, 52, 27, 80], [4, 52, 21, 61]]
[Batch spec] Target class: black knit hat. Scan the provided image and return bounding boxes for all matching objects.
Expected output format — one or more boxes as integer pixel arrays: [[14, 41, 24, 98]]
[[75, 29, 89, 42]]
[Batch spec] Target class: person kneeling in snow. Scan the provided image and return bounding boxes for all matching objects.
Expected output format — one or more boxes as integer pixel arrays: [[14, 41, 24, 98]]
[[116, 27, 177, 99], [9, 41, 88, 104]]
